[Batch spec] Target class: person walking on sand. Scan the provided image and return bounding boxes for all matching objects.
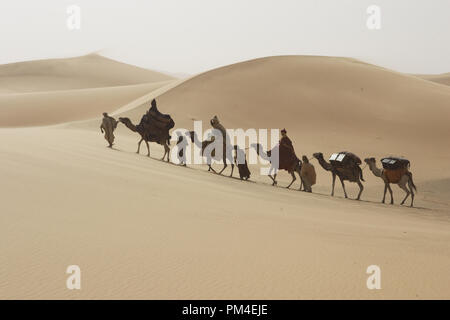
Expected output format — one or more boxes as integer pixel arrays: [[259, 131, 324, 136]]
[[100, 112, 118, 148], [233, 145, 251, 180], [300, 155, 316, 192]]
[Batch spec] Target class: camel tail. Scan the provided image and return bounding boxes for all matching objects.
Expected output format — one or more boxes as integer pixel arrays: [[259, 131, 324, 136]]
[[359, 166, 365, 182], [407, 171, 417, 192]]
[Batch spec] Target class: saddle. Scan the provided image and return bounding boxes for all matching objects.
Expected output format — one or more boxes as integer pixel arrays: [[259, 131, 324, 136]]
[[145, 99, 175, 130], [136, 100, 175, 142]]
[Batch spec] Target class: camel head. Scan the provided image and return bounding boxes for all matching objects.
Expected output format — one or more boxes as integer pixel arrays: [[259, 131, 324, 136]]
[[312, 152, 324, 160], [118, 117, 130, 124], [364, 157, 376, 165], [210, 115, 220, 127]]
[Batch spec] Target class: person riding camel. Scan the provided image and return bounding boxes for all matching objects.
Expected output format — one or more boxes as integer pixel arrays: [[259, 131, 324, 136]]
[[278, 128, 299, 173], [100, 112, 118, 148]]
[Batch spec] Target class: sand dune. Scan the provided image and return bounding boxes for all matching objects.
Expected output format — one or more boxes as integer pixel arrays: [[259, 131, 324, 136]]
[[0, 54, 173, 93], [155, 56, 450, 142], [0, 54, 177, 127], [0, 82, 173, 127], [1, 55, 450, 299], [113, 56, 450, 182], [416, 73, 450, 86]]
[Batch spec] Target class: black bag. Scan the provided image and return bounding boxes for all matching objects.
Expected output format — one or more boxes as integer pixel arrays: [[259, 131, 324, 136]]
[[329, 151, 362, 167], [381, 157, 410, 170]]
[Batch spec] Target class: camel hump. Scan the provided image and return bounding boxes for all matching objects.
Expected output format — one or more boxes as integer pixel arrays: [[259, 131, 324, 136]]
[[329, 151, 361, 167], [381, 157, 410, 170]]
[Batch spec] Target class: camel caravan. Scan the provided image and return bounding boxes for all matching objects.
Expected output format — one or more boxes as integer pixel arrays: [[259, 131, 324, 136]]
[[100, 99, 417, 207]]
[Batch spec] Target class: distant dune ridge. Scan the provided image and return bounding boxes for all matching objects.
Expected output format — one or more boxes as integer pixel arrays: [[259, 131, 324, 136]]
[[0, 53, 173, 93], [416, 72, 450, 86], [1, 54, 450, 299], [0, 54, 175, 126]]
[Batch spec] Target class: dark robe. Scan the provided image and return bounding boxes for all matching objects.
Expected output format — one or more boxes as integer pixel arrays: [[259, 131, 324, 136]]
[[234, 147, 251, 180], [278, 136, 299, 172]]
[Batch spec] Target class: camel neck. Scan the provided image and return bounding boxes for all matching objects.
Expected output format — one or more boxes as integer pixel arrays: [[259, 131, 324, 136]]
[[318, 157, 332, 171], [368, 162, 383, 177], [124, 120, 137, 132]]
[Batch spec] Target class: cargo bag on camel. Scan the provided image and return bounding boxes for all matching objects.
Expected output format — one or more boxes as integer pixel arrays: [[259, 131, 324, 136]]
[[329, 151, 362, 168], [380, 157, 411, 184], [381, 157, 410, 170]]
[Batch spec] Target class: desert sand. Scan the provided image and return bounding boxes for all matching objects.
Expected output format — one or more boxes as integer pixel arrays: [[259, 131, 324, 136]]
[[1, 54, 449, 299]]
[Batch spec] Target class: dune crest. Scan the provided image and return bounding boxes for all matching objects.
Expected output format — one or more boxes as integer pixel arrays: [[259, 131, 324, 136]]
[[0, 54, 178, 127], [416, 73, 450, 86], [0, 53, 174, 93]]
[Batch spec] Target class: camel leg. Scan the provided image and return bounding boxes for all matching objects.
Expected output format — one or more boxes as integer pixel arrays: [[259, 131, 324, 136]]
[[160, 146, 166, 160], [218, 163, 227, 175], [339, 176, 348, 198], [206, 156, 213, 172], [399, 181, 410, 205], [286, 172, 296, 189], [297, 168, 304, 191], [407, 179, 415, 207], [382, 184, 387, 203], [137, 138, 143, 154], [162, 143, 170, 162], [387, 184, 394, 204], [356, 180, 363, 200], [269, 173, 278, 186], [331, 173, 336, 196], [230, 164, 234, 177], [145, 141, 150, 157], [166, 144, 170, 162]]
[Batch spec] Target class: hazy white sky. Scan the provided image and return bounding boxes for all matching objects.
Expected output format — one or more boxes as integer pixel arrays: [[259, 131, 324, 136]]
[[1, 0, 449, 74]]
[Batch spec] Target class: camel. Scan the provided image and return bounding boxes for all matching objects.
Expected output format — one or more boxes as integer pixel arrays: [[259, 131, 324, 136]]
[[189, 131, 235, 176], [251, 143, 304, 189], [118, 117, 171, 161], [313, 152, 364, 200], [364, 157, 417, 207]]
